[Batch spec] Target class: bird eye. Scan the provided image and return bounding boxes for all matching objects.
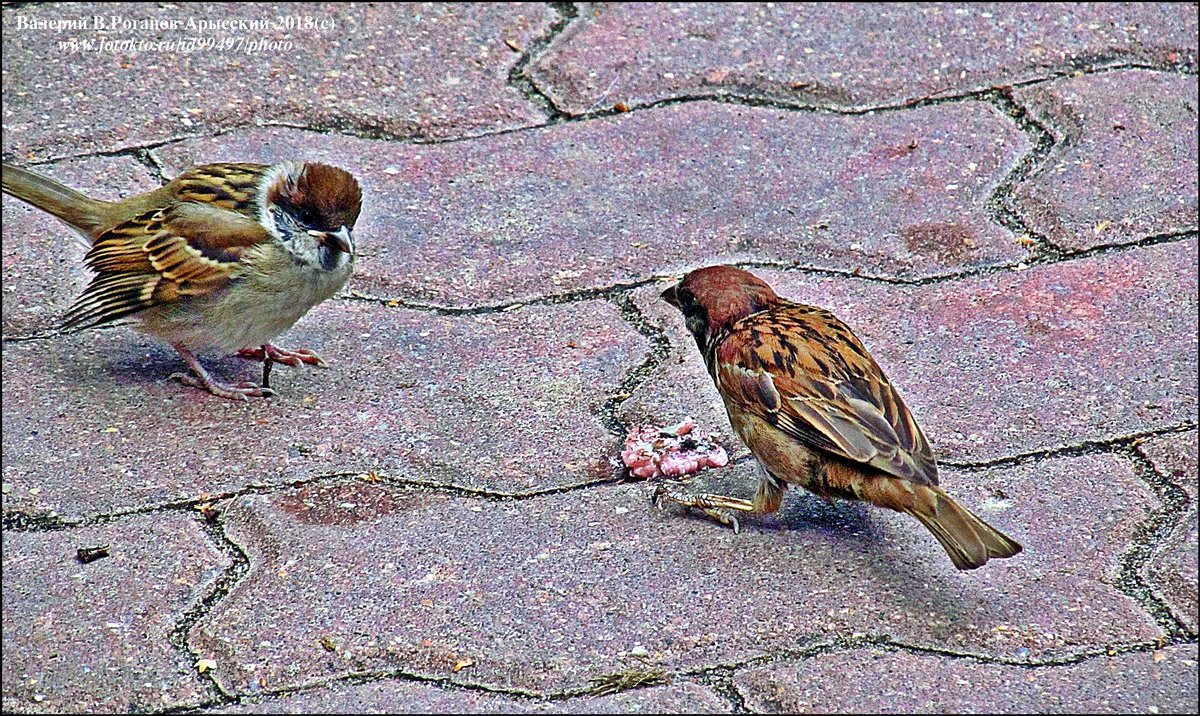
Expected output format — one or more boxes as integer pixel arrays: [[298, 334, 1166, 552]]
[[294, 205, 317, 226]]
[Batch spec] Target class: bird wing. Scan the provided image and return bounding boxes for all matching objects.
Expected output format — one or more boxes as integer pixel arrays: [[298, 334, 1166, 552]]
[[714, 303, 937, 485], [167, 163, 271, 217], [61, 201, 272, 330]]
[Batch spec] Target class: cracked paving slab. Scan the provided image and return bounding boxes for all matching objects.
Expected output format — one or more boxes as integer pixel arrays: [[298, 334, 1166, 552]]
[[733, 643, 1198, 714], [0, 514, 231, 712], [188, 451, 1156, 696], [1011, 69, 1199, 251], [623, 239, 1198, 464], [203, 680, 730, 714], [1137, 430, 1199, 635], [1, 299, 648, 520], [1, 156, 160, 337], [528, 3, 1198, 114], [1, 3, 555, 160], [151, 101, 1030, 307]]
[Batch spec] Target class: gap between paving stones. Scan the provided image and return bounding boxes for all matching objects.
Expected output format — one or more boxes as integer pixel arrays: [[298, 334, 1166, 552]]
[[534, 59, 1198, 120], [598, 293, 673, 438], [6, 227, 1192, 343], [937, 424, 1199, 472], [161, 668, 549, 715], [941, 428, 1199, 643], [167, 512, 255, 704], [159, 627, 1197, 714], [505, 2, 579, 122], [4, 436, 1195, 711], [7, 423, 1191, 533], [982, 87, 1058, 258], [2, 55, 1190, 326], [8, 55, 1191, 164], [1116, 446, 1196, 641], [663, 631, 1200, 707], [134, 146, 170, 186], [3, 18, 1194, 715]]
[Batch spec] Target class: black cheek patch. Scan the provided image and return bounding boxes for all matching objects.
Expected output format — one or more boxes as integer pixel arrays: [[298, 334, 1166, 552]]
[[318, 245, 341, 271]]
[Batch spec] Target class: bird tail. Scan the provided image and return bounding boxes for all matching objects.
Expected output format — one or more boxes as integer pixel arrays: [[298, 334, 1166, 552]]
[[904, 484, 1023, 570], [859, 475, 1022, 570], [2, 162, 110, 241]]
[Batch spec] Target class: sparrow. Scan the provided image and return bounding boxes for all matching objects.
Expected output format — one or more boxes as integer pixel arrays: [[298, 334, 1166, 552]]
[[1, 161, 362, 400], [657, 265, 1022, 570]]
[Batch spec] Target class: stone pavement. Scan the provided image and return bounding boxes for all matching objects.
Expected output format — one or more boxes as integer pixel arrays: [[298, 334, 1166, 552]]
[[1, 3, 1197, 713]]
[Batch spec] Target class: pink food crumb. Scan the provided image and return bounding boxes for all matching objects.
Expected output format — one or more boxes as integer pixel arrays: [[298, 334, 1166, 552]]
[[621, 417, 729, 479]]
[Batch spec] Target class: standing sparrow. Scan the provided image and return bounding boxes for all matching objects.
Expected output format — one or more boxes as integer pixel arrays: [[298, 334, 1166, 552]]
[[2, 161, 362, 400], [657, 265, 1022, 570]]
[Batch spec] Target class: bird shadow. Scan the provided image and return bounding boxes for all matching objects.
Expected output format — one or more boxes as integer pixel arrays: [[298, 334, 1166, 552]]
[[775, 494, 974, 612], [664, 465, 969, 612]]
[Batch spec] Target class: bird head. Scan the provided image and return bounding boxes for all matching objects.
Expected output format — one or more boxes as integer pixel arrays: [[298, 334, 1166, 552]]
[[662, 266, 780, 352], [261, 162, 362, 271]]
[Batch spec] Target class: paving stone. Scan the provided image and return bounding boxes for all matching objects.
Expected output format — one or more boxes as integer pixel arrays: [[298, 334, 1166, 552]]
[[189, 452, 1156, 695], [622, 239, 1198, 463], [1013, 70, 1199, 250], [0, 515, 231, 712], [1138, 431, 1199, 635], [733, 643, 1199, 714], [529, 4, 1198, 114], [207, 680, 730, 714], [1, 3, 554, 160], [152, 101, 1029, 307], [1, 299, 647, 520], [1, 157, 160, 337]]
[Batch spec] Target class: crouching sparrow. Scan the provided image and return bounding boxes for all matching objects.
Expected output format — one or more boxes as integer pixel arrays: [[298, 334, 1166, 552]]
[[658, 265, 1022, 570], [2, 161, 362, 400]]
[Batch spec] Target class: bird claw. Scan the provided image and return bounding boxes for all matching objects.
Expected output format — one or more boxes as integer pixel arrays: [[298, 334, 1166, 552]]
[[650, 483, 669, 511], [170, 372, 276, 401], [702, 508, 741, 534], [651, 483, 747, 534], [238, 344, 328, 368]]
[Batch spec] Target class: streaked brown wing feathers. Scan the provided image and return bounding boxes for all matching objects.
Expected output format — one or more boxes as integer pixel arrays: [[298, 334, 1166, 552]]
[[170, 163, 269, 216], [63, 199, 270, 330], [717, 303, 937, 485]]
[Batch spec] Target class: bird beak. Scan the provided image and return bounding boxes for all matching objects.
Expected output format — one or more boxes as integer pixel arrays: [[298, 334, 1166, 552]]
[[311, 226, 354, 254], [661, 283, 681, 308]]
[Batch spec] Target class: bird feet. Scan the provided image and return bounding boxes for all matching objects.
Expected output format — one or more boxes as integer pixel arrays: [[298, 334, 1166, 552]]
[[170, 372, 275, 401], [237, 344, 328, 368], [651, 483, 756, 534], [171, 342, 275, 401]]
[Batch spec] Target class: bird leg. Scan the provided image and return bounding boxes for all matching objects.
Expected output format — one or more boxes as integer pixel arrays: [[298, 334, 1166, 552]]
[[170, 343, 275, 401], [652, 472, 787, 534], [652, 484, 757, 534], [237, 343, 328, 368]]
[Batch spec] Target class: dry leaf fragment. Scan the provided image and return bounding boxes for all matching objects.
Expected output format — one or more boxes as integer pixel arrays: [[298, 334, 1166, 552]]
[[588, 668, 669, 696], [77, 545, 111, 564], [195, 502, 220, 522]]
